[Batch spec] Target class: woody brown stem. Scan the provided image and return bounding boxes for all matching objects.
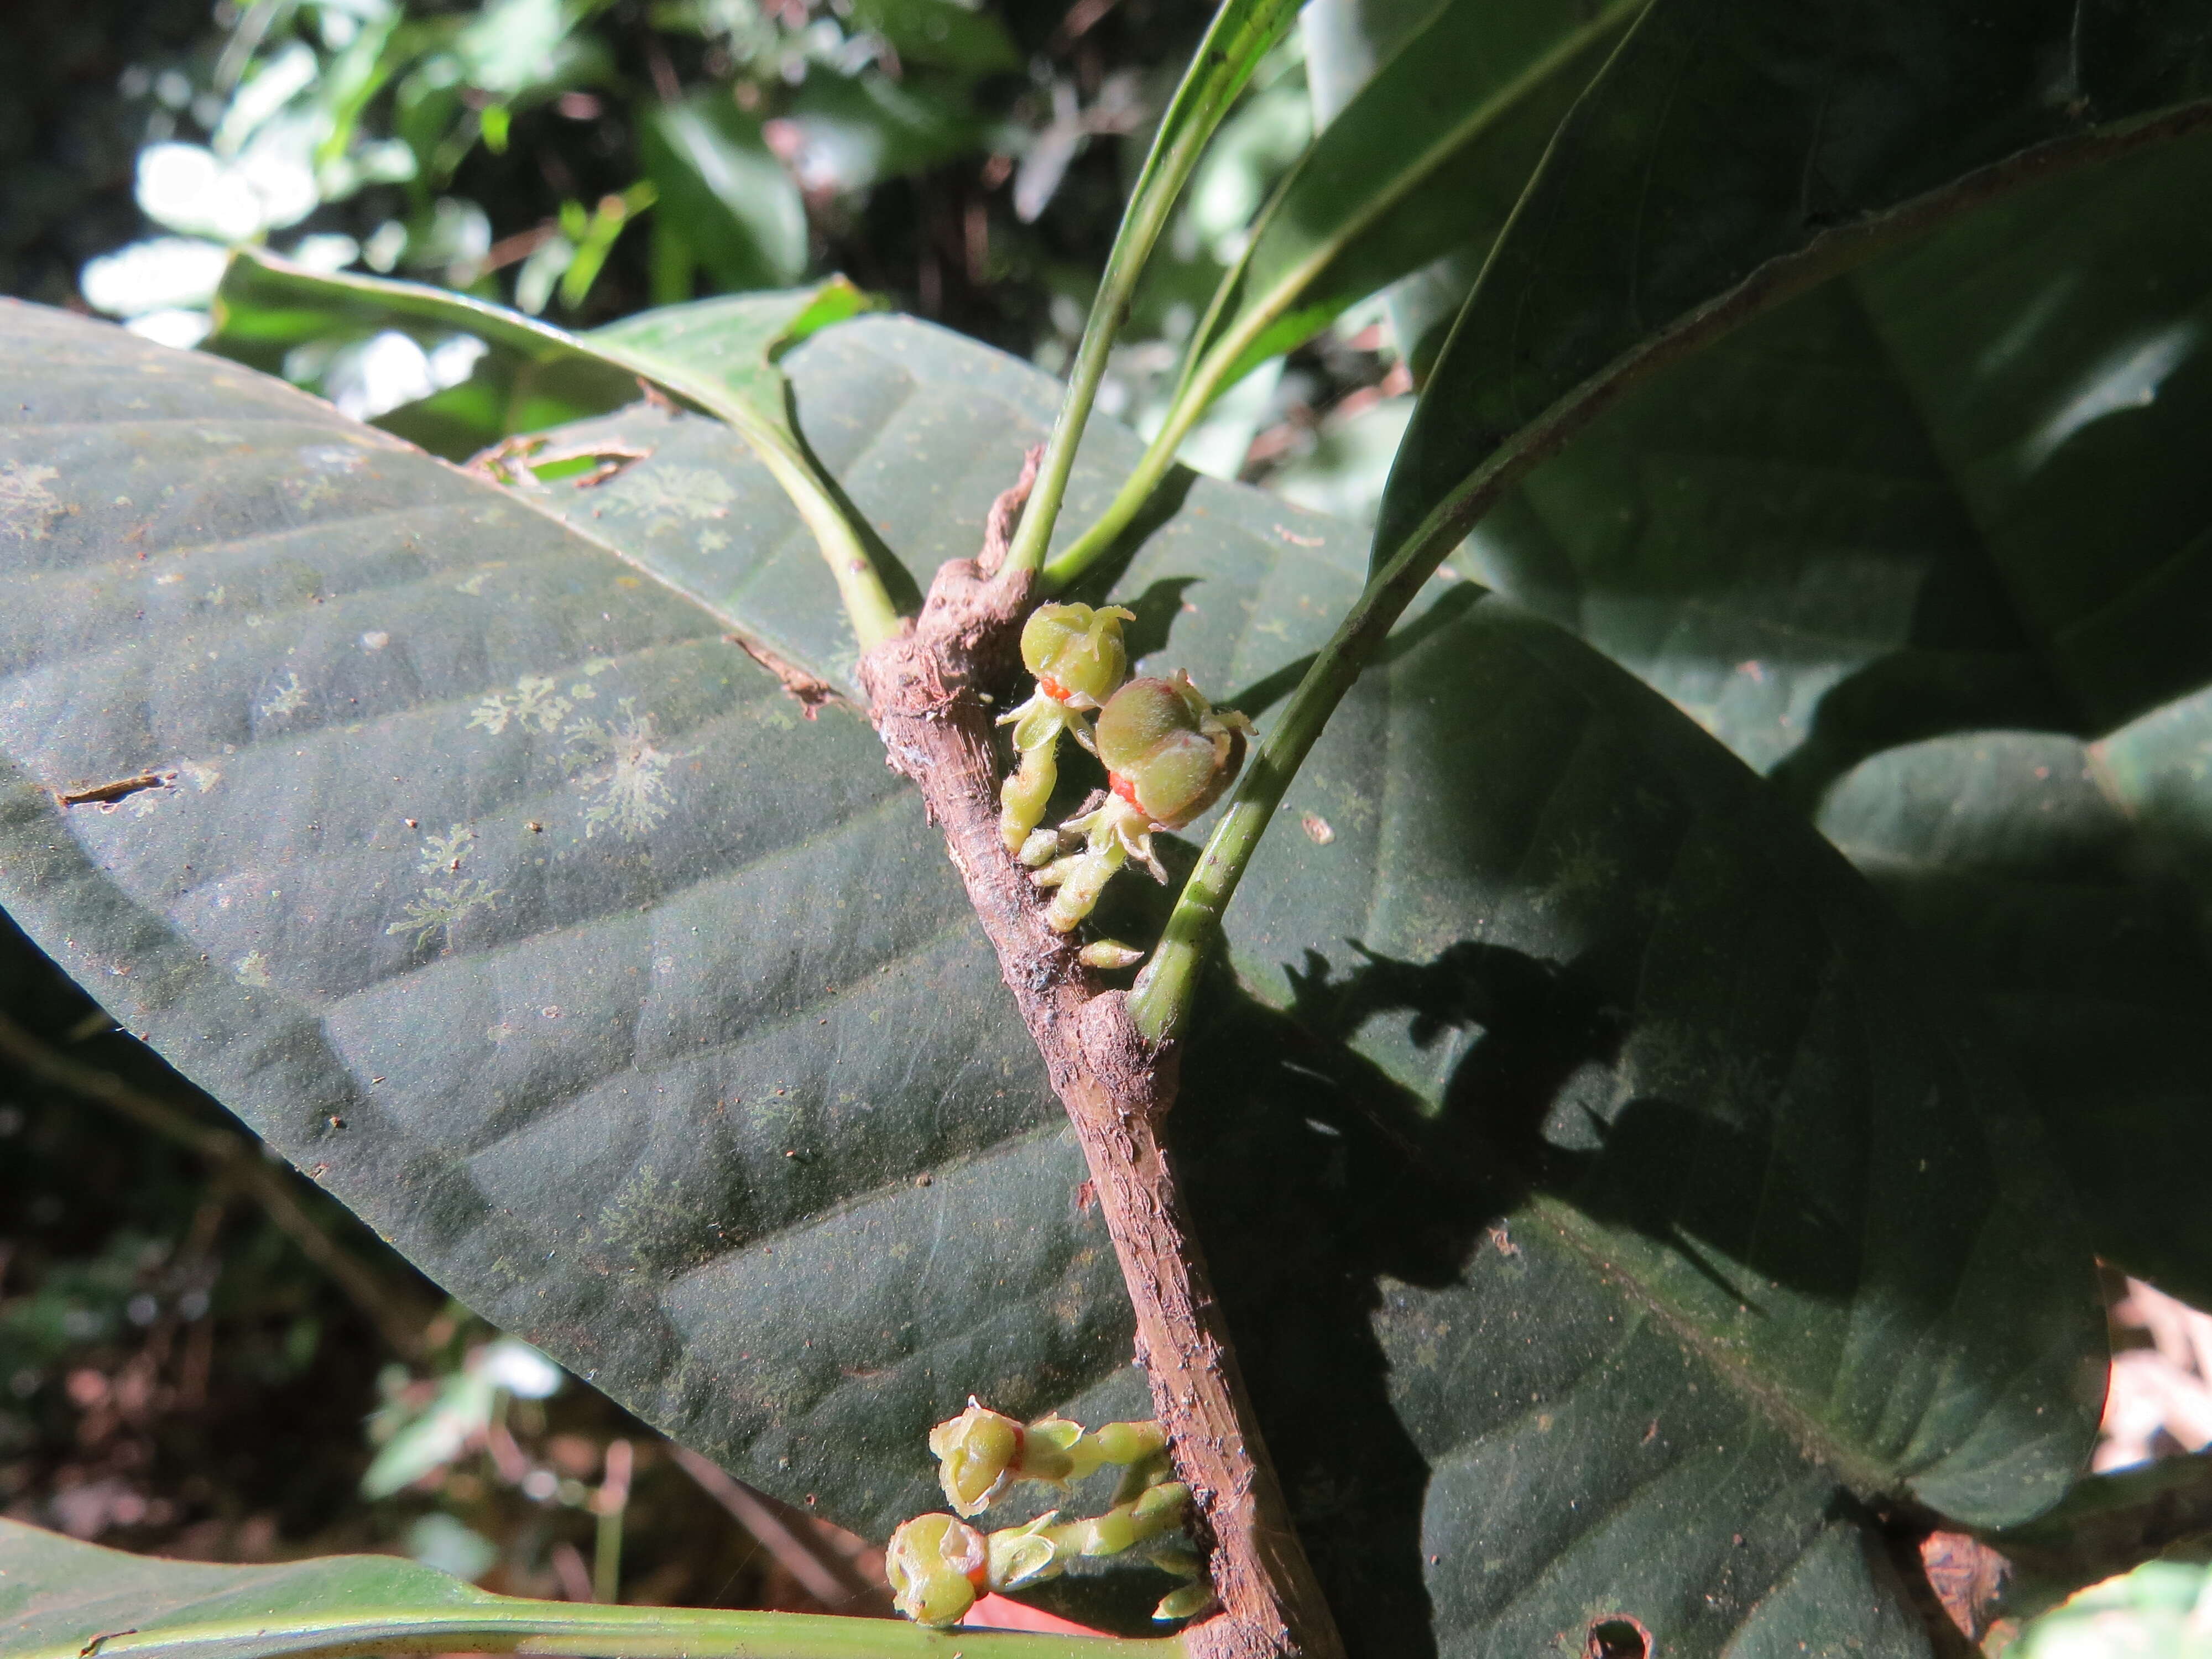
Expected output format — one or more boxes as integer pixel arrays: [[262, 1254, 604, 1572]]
[[856, 453, 1342, 1659]]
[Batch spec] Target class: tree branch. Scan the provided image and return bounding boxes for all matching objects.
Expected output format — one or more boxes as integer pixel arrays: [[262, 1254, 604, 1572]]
[[856, 454, 1343, 1659]]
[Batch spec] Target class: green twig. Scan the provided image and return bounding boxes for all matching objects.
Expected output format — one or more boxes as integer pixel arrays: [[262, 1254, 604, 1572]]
[[1003, 0, 1300, 577], [1126, 540, 1437, 1041]]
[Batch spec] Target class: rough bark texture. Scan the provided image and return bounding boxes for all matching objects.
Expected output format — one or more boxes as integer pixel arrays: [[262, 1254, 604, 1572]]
[[856, 456, 1343, 1659]]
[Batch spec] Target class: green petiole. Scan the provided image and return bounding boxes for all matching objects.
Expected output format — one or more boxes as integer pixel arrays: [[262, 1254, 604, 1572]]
[[1125, 471, 1486, 1042], [1001, 0, 1301, 577]]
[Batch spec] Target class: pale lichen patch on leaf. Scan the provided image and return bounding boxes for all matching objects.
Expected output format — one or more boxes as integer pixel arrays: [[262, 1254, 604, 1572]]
[[387, 877, 503, 949], [388, 823, 502, 949], [469, 673, 573, 736], [0, 462, 67, 540], [416, 825, 474, 874], [599, 465, 737, 534], [257, 672, 307, 723], [564, 699, 677, 840]]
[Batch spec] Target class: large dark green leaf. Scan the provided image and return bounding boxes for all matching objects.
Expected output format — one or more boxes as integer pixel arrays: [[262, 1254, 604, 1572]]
[[1459, 129, 2212, 1306], [0, 1517, 1129, 1659], [1375, 0, 2212, 572], [0, 298, 2100, 1655], [1832, 131, 2212, 1303]]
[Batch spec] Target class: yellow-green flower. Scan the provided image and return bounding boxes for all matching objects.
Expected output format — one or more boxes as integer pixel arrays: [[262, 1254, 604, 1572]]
[[885, 1512, 987, 1626]]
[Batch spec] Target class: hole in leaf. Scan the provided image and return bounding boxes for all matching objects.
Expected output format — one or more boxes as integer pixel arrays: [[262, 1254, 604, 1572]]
[[1587, 1615, 1652, 1659]]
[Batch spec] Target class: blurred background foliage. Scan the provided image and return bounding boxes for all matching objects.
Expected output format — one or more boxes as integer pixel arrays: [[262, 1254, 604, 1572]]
[[4, 0, 1399, 512]]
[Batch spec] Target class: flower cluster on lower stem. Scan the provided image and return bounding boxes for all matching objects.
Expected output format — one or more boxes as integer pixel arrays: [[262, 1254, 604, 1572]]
[[887, 1400, 1215, 1628]]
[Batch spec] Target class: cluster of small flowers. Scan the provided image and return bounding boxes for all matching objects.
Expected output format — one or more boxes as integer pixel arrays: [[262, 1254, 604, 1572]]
[[998, 603, 1251, 952], [884, 1399, 1216, 1627]]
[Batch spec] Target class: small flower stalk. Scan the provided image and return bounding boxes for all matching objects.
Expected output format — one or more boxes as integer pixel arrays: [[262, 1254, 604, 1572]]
[[894, 1400, 1210, 1629], [998, 603, 1134, 855], [1031, 672, 1251, 933], [928, 1397, 1168, 1516]]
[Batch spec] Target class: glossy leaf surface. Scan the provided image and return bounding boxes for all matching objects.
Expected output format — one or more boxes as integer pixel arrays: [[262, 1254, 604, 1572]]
[[0, 299, 2100, 1655], [1376, 0, 2212, 571]]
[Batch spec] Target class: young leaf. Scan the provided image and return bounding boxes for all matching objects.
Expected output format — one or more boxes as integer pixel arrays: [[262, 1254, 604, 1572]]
[[0, 302, 2099, 1655], [0, 1517, 1153, 1659], [211, 248, 642, 452], [1373, 0, 2212, 577], [1203, 0, 1639, 393], [1047, 0, 1641, 585]]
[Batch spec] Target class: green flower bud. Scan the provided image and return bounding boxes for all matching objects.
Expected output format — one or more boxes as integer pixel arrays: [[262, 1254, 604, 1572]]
[[1086, 1419, 1168, 1469], [929, 1399, 1025, 1516], [1020, 603, 1135, 711], [1154, 1582, 1218, 1624], [1078, 939, 1146, 971], [1019, 827, 1065, 868], [1094, 672, 1251, 830], [1149, 1546, 1203, 1580], [886, 1513, 986, 1626], [1037, 836, 1128, 933], [999, 737, 1062, 855]]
